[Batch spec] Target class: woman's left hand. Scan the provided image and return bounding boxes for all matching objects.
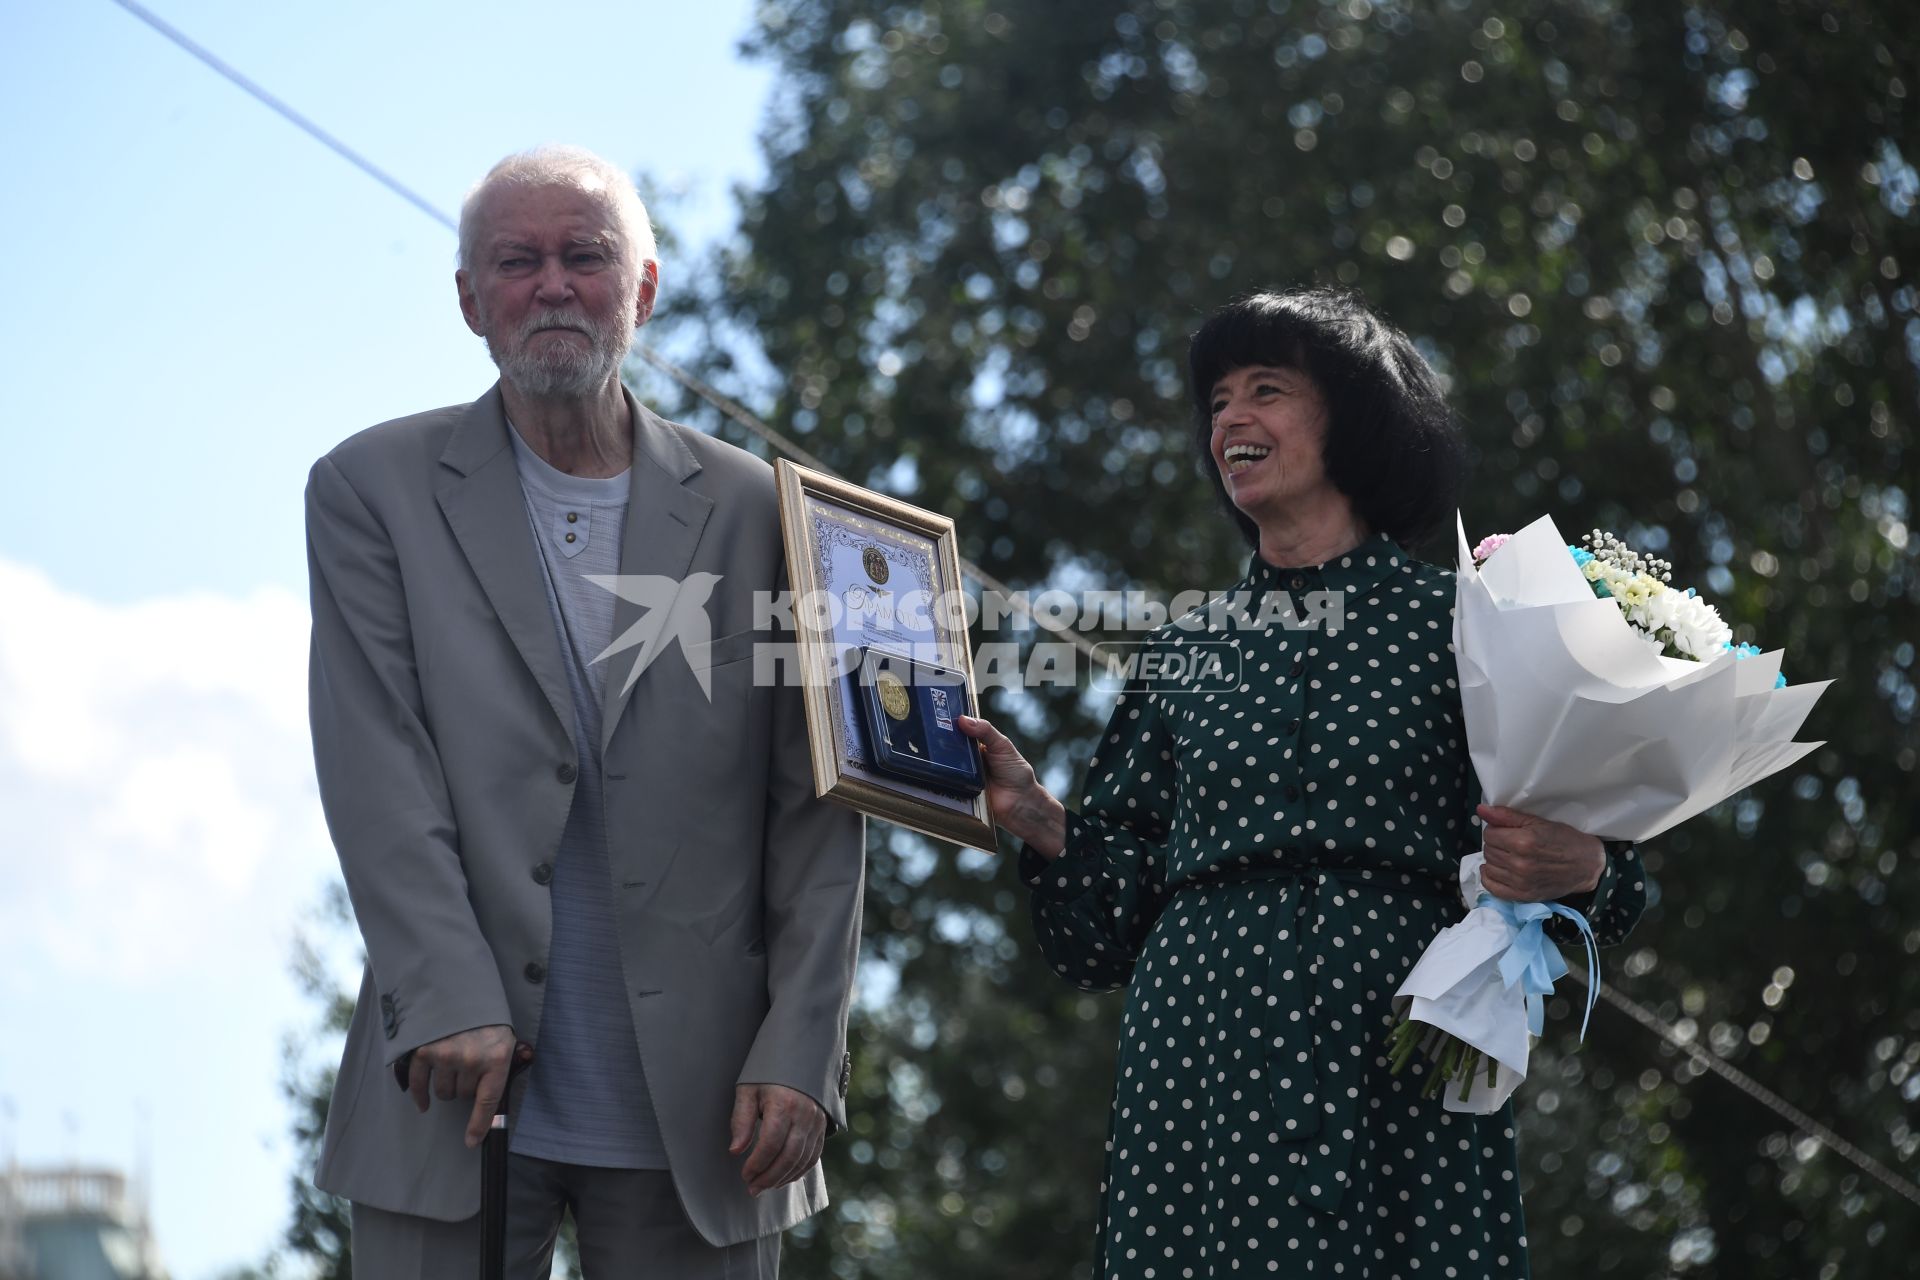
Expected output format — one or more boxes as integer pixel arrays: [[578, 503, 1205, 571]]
[[1475, 804, 1605, 902]]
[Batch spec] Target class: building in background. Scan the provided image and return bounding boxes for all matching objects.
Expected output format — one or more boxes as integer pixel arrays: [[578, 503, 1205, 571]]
[[0, 1167, 168, 1280]]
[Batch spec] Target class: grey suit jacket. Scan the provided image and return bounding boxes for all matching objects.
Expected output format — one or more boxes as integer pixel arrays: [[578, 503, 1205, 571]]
[[305, 384, 865, 1245]]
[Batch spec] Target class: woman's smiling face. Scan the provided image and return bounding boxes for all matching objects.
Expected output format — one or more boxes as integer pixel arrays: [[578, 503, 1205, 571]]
[[1207, 364, 1334, 523]]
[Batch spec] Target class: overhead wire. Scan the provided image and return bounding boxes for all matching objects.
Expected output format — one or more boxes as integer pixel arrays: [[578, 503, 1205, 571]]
[[104, 0, 1920, 1214], [1568, 966, 1920, 1209], [111, 0, 1091, 654], [107, 0, 457, 233]]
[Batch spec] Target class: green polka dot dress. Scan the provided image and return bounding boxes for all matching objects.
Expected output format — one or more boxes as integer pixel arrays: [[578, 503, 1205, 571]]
[[1021, 535, 1645, 1279]]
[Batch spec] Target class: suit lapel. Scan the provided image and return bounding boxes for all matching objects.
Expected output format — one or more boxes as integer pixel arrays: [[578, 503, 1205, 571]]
[[600, 390, 714, 752], [435, 386, 575, 739]]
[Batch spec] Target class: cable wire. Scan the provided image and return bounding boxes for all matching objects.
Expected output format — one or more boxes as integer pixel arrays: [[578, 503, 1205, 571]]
[[106, 0, 1096, 653], [108, 0, 1920, 1209], [633, 347, 1103, 660], [107, 0, 456, 233], [1569, 966, 1920, 1209]]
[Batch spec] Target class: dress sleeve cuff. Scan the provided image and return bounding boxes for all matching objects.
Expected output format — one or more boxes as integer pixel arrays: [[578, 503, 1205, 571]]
[[1020, 812, 1105, 903], [1550, 840, 1634, 944]]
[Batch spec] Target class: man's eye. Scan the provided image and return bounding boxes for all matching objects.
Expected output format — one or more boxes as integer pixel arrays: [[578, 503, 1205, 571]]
[[499, 257, 530, 269]]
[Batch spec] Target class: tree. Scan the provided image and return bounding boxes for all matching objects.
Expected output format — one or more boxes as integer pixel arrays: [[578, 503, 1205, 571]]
[[647, 1, 1918, 1276], [263, 884, 590, 1277], [277, 883, 356, 1278]]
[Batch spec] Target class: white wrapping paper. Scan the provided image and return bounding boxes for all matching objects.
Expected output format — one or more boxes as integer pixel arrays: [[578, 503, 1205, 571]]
[[1393, 514, 1831, 1112]]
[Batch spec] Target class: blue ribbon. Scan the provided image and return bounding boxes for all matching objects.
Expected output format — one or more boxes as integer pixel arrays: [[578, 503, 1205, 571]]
[[1476, 894, 1601, 1041]]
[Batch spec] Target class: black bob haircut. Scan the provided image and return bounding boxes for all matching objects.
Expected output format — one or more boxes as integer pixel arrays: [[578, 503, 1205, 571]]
[[1187, 287, 1466, 553]]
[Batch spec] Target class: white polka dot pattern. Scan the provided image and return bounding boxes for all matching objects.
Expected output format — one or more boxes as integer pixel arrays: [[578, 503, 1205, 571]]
[[1019, 535, 1647, 1279]]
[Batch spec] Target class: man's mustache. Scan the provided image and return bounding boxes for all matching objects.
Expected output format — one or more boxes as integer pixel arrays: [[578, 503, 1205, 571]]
[[517, 311, 596, 340]]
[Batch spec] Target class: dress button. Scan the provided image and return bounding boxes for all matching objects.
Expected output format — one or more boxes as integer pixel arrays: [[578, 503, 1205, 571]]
[[1290, 659, 1304, 677], [531, 863, 553, 886], [1288, 574, 1307, 591], [1285, 718, 1301, 735], [524, 962, 546, 984], [1283, 785, 1301, 802], [556, 762, 578, 784]]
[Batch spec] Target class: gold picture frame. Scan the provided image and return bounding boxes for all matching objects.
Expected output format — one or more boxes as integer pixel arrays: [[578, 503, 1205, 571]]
[[774, 459, 997, 853]]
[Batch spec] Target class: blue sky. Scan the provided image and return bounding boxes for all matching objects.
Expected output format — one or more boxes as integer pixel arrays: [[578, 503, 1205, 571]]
[[0, 2, 775, 1274]]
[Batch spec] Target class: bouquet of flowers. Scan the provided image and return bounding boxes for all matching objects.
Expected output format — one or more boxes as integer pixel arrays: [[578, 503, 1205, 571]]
[[1387, 514, 1829, 1111]]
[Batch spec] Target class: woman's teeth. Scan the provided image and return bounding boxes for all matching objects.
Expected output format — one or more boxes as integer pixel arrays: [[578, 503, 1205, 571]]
[[1224, 443, 1272, 474]]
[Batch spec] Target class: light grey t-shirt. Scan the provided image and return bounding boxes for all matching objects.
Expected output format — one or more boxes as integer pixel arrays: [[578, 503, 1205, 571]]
[[505, 426, 666, 1169]]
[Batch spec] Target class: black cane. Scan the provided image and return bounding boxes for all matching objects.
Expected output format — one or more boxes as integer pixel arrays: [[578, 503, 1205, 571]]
[[479, 1042, 535, 1280], [392, 1040, 535, 1280]]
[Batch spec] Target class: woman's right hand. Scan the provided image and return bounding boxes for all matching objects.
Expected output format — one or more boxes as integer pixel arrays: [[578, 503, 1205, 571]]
[[956, 714, 1068, 859]]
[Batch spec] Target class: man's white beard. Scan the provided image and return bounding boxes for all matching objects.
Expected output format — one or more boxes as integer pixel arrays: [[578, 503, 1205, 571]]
[[487, 307, 633, 399]]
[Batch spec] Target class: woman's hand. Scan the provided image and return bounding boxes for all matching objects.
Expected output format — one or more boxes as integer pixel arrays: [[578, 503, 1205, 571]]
[[956, 714, 1068, 859], [1475, 804, 1605, 902]]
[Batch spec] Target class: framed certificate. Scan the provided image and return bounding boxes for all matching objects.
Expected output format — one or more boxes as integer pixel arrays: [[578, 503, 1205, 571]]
[[774, 460, 996, 853]]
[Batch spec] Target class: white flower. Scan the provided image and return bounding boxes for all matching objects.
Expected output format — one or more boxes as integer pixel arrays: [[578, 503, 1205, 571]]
[[1667, 591, 1732, 658], [1638, 583, 1686, 635]]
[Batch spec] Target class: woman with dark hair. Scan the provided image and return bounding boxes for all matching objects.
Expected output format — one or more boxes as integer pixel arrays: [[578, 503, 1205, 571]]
[[959, 288, 1644, 1277]]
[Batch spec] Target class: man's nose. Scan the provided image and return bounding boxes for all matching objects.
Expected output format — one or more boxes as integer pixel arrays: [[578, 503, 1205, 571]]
[[534, 257, 573, 302]]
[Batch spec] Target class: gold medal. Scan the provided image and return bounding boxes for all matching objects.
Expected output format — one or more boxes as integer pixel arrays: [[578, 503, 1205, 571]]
[[863, 546, 891, 585], [876, 670, 911, 721]]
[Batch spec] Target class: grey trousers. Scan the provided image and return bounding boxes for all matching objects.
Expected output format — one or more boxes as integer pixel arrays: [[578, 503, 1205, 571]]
[[350, 1156, 780, 1280]]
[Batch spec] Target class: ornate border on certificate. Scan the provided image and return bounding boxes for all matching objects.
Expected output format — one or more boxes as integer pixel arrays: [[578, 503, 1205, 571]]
[[775, 460, 995, 852]]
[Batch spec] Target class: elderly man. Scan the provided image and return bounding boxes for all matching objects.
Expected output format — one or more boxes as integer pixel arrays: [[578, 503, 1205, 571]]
[[304, 145, 865, 1278]]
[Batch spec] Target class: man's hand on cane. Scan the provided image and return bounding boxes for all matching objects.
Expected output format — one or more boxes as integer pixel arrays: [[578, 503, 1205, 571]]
[[401, 1023, 527, 1148]]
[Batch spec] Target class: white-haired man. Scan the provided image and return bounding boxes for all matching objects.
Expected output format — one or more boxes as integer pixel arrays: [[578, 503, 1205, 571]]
[[304, 145, 865, 1278]]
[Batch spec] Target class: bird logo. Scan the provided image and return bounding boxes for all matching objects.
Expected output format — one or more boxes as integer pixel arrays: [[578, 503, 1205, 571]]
[[585, 572, 726, 700]]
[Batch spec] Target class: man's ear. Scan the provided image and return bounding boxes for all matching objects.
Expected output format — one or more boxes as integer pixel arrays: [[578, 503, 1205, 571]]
[[456, 269, 485, 337], [635, 260, 660, 329]]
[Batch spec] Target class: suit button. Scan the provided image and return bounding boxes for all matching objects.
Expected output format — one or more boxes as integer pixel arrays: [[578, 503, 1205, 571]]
[[556, 762, 578, 784], [531, 863, 553, 886], [524, 962, 546, 984]]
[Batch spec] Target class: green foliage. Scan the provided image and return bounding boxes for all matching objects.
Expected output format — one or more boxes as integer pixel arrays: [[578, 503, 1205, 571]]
[[265, 884, 586, 1278], [273, 883, 356, 1279], [646, 1, 1919, 1277]]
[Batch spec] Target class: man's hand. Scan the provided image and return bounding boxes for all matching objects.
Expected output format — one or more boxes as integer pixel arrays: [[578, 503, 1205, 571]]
[[403, 1024, 524, 1148], [1476, 804, 1606, 902], [729, 1083, 827, 1197]]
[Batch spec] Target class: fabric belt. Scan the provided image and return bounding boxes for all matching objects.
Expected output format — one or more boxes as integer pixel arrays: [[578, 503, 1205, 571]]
[[1176, 862, 1454, 1215]]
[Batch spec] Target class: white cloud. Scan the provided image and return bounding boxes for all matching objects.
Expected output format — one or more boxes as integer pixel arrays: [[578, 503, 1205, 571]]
[[0, 557, 336, 984]]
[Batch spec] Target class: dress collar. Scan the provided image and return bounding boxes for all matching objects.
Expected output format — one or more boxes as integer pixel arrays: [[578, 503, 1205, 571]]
[[1241, 531, 1408, 597]]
